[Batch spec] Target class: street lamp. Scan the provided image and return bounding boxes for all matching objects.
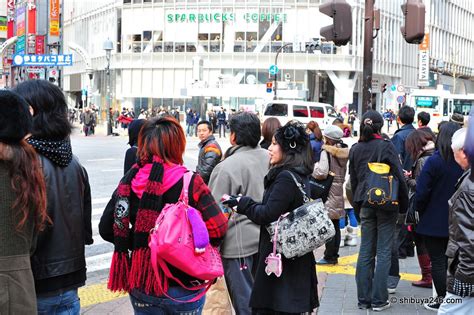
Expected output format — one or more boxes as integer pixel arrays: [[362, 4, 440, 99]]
[[273, 43, 292, 100], [103, 39, 113, 136]]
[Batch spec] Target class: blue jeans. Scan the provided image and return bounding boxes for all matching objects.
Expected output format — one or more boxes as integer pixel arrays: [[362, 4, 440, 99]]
[[129, 287, 205, 315], [355, 207, 397, 307], [37, 289, 80, 315], [339, 209, 358, 229]]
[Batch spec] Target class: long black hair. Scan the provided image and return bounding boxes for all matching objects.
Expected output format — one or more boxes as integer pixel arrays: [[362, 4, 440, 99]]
[[359, 110, 384, 142], [436, 121, 461, 162], [13, 80, 72, 140]]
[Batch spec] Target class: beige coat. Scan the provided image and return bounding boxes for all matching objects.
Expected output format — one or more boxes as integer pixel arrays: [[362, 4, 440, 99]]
[[313, 144, 349, 219]]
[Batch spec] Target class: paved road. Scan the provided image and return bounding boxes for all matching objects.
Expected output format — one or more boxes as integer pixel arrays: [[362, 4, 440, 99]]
[[71, 128, 233, 285]]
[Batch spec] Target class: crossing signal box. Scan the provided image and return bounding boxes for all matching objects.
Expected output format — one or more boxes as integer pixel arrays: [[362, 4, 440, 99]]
[[401, 0, 426, 44], [319, 0, 352, 46], [266, 82, 273, 93]]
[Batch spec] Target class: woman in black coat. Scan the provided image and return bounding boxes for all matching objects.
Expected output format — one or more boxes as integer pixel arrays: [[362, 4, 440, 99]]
[[224, 121, 318, 314]]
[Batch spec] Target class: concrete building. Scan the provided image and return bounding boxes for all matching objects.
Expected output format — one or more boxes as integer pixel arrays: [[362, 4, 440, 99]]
[[62, 0, 474, 117]]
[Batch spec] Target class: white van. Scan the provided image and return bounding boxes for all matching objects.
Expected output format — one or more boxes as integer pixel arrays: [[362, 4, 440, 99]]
[[262, 100, 338, 129]]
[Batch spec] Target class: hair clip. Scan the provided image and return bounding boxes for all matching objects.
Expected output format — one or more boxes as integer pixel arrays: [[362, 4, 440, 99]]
[[289, 141, 297, 149], [364, 118, 373, 126]]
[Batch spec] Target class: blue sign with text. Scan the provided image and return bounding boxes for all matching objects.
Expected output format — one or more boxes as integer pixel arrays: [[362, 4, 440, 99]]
[[13, 54, 73, 67]]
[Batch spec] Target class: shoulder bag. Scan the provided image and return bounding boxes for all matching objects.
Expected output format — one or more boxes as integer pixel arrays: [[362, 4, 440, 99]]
[[266, 171, 335, 259]]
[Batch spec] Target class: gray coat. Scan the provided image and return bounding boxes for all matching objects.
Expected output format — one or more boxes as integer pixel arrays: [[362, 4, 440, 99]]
[[313, 143, 349, 219], [208, 145, 270, 258]]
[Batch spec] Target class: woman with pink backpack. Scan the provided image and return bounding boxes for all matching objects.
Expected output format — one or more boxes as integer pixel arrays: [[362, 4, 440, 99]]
[[99, 116, 228, 314]]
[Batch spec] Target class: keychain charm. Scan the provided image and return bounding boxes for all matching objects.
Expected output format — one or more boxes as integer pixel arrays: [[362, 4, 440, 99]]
[[265, 252, 282, 277]]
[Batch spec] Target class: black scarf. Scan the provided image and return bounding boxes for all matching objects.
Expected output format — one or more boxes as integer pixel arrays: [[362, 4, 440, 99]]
[[28, 137, 73, 167]]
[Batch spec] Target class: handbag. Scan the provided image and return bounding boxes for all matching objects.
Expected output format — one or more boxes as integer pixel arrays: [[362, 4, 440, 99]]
[[404, 191, 419, 225], [310, 151, 335, 202], [362, 144, 400, 212], [266, 171, 336, 259], [149, 172, 224, 302]]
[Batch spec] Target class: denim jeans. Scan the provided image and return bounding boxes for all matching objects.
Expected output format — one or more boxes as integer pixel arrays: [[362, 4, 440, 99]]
[[424, 235, 448, 298], [129, 287, 205, 315], [223, 254, 258, 315], [186, 124, 195, 137], [37, 289, 80, 315], [388, 224, 401, 289], [355, 207, 398, 307]]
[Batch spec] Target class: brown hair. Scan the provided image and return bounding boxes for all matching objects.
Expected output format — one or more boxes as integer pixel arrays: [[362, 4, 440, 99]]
[[5, 141, 48, 232], [138, 116, 186, 165], [261, 117, 281, 143], [306, 121, 323, 141], [405, 129, 436, 160]]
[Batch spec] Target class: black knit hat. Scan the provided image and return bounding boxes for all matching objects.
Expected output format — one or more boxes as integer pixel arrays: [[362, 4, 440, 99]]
[[0, 90, 32, 144], [128, 119, 146, 146], [274, 120, 309, 153]]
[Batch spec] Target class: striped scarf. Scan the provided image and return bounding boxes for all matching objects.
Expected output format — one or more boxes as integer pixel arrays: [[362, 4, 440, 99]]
[[108, 156, 186, 295]]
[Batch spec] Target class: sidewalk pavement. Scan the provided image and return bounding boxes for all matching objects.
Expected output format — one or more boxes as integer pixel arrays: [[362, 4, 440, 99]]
[[80, 241, 435, 315]]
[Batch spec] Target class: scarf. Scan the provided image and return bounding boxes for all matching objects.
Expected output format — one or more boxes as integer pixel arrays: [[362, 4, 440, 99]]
[[108, 156, 187, 295], [28, 137, 73, 167]]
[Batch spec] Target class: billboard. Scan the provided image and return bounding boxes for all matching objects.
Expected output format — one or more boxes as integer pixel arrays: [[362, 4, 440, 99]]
[[49, 0, 60, 37]]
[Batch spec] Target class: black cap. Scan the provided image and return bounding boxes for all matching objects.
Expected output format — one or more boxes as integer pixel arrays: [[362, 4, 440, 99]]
[[0, 90, 32, 144]]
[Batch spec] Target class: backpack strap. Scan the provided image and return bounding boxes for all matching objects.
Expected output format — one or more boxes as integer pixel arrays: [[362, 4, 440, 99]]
[[179, 171, 193, 205]]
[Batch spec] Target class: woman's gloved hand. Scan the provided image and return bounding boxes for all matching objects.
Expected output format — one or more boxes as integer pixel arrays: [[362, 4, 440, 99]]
[[221, 195, 241, 209]]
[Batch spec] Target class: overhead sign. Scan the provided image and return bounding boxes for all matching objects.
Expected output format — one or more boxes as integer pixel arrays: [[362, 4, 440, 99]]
[[166, 11, 288, 23], [13, 54, 73, 66], [269, 65, 279, 75], [16, 6, 26, 37]]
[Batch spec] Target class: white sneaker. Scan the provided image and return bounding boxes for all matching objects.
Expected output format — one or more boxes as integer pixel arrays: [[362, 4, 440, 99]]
[[387, 288, 396, 294], [373, 302, 391, 312], [345, 226, 359, 246]]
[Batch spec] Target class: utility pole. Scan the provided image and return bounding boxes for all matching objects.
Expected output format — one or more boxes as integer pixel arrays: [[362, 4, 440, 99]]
[[361, 0, 375, 115]]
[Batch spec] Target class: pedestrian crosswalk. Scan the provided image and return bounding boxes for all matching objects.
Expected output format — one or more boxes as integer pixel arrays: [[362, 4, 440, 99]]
[[86, 199, 113, 275]]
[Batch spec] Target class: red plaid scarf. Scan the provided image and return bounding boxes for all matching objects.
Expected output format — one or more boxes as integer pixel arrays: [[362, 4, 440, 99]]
[[108, 156, 186, 295]]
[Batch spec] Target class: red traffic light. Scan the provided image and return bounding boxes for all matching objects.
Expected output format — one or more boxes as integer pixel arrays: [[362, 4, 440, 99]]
[[319, 0, 352, 46], [266, 82, 273, 88], [401, 0, 425, 44]]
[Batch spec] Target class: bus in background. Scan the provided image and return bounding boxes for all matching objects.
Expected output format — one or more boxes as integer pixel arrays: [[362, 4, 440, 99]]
[[407, 89, 474, 131]]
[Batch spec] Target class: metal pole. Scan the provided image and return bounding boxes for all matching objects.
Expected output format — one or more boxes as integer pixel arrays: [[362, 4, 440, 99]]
[[106, 55, 111, 136], [273, 43, 292, 100], [361, 0, 375, 115]]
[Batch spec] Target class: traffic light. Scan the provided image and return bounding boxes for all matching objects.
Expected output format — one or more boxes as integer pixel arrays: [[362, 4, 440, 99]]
[[401, 0, 425, 44], [382, 84, 387, 93], [319, 0, 352, 46], [266, 82, 273, 93]]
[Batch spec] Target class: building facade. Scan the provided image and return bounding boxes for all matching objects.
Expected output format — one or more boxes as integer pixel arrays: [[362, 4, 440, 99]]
[[62, 0, 474, 116]]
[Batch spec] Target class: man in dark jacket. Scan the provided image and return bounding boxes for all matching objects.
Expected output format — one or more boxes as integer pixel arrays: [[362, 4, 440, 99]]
[[392, 106, 416, 171], [217, 107, 227, 138], [13, 80, 93, 314], [440, 127, 474, 313], [196, 120, 222, 184]]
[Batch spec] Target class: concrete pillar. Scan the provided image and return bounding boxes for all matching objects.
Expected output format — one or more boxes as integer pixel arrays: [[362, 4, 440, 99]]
[[326, 71, 357, 111]]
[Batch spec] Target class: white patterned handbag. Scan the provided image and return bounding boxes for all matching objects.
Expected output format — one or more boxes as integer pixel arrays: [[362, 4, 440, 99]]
[[266, 171, 335, 259]]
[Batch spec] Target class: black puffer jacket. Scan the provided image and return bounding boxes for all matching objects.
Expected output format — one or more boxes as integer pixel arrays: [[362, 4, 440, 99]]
[[31, 155, 93, 295], [446, 169, 474, 297], [196, 135, 222, 184]]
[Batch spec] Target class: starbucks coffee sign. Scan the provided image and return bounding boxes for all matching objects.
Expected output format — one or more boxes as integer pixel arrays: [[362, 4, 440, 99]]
[[167, 12, 288, 23]]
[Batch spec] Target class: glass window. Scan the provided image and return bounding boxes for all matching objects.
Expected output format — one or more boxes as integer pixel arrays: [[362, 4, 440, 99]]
[[264, 103, 288, 116], [124, 0, 131, 3], [293, 105, 309, 117], [325, 106, 337, 118], [453, 99, 474, 116], [309, 106, 324, 118]]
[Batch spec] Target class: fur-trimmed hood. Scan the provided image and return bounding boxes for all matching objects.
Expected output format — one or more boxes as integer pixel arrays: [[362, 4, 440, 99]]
[[323, 143, 349, 160]]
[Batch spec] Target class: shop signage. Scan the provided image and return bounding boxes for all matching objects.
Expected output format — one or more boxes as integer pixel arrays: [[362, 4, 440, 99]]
[[35, 35, 45, 54], [167, 11, 288, 23], [49, 0, 60, 36], [15, 35, 26, 55], [13, 54, 73, 66], [16, 6, 26, 37], [0, 16, 7, 33], [7, 0, 15, 22], [418, 33, 430, 87]]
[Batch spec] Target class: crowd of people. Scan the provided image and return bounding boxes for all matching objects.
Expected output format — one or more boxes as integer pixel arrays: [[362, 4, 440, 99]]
[[1, 84, 473, 315]]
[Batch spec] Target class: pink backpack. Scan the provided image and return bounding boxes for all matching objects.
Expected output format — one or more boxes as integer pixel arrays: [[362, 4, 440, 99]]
[[149, 172, 224, 302]]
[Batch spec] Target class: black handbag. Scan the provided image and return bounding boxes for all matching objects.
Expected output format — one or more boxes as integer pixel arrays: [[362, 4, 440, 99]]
[[404, 191, 419, 225], [310, 151, 334, 202], [362, 145, 400, 212]]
